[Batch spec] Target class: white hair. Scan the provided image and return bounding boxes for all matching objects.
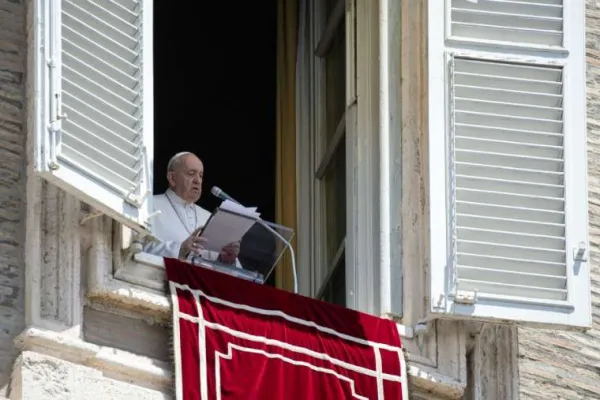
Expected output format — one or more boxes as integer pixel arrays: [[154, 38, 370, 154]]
[[167, 151, 193, 172]]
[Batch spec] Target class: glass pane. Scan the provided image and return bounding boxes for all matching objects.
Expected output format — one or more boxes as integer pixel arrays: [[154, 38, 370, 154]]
[[322, 254, 346, 307], [325, 22, 346, 142], [325, 0, 341, 21], [324, 137, 346, 265]]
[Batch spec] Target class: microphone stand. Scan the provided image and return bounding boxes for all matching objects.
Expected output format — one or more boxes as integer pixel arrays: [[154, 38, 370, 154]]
[[212, 187, 298, 294], [254, 218, 298, 294]]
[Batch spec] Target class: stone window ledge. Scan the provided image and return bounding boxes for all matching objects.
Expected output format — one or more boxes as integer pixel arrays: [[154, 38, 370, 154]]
[[87, 244, 171, 319], [113, 252, 167, 293]]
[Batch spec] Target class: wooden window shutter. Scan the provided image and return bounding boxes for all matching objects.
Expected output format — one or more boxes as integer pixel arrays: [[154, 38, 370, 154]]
[[35, 0, 154, 233], [428, 0, 590, 328]]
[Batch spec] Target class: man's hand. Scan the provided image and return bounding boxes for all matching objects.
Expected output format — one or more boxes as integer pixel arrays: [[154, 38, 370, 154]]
[[219, 241, 240, 264], [179, 227, 207, 259]]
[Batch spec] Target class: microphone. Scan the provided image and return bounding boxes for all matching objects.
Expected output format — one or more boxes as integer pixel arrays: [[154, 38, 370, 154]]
[[211, 186, 241, 204]]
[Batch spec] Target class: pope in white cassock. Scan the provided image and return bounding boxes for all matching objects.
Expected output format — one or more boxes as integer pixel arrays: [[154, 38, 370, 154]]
[[143, 152, 240, 264]]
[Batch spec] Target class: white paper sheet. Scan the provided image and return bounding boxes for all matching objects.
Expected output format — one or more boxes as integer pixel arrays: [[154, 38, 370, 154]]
[[199, 200, 261, 252]]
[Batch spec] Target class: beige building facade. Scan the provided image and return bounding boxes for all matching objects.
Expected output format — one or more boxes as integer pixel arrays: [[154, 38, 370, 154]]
[[0, 0, 597, 399]]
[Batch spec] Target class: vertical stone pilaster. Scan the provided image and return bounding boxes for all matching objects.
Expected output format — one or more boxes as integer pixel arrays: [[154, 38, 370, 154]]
[[0, 0, 27, 393], [466, 325, 519, 400], [40, 183, 81, 329]]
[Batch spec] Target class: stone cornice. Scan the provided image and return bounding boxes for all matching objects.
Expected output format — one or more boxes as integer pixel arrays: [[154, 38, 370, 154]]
[[13, 327, 172, 393]]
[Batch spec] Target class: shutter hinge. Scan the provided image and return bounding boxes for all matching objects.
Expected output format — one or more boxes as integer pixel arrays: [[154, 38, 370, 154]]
[[454, 290, 477, 305], [573, 242, 588, 263], [47, 121, 61, 170]]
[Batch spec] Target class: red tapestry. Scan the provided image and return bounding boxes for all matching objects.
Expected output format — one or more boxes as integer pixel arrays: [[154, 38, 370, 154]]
[[165, 257, 408, 400]]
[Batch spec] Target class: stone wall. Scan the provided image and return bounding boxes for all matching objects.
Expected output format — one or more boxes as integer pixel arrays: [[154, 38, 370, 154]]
[[0, 0, 26, 395], [517, 2, 600, 399]]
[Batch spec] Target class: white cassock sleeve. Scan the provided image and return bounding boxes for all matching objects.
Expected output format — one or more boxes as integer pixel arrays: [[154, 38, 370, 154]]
[[142, 237, 182, 259], [142, 237, 219, 261]]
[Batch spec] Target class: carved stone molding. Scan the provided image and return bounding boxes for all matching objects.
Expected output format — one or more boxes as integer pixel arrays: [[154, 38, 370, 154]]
[[40, 184, 81, 325], [12, 328, 171, 394], [86, 216, 170, 320], [24, 179, 83, 337]]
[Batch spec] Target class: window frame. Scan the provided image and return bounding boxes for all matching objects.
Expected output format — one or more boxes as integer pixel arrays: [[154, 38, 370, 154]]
[[428, 0, 591, 328], [312, 0, 348, 304]]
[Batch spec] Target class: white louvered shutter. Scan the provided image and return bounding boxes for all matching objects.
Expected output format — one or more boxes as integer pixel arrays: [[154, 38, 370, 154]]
[[35, 0, 154, 233], [428, 0, 591, 328]]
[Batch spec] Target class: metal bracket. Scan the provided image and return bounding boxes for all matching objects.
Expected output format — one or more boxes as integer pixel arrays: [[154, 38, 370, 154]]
[[125, 145, 153, 209], [123, 231, 156, 261], [454, 290, 477, 305], [573, 242, 588, 263], [414, 319, 429, 336], [414, 318, 431, 350], [125, 189, 152, 208], [145, 210, 161, 225]]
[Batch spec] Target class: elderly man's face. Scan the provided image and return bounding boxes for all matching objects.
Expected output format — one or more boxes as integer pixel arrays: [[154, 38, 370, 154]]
[[168, 154, 204, 203]]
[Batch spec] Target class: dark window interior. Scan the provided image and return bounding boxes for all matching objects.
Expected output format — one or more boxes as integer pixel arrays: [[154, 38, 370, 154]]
[[153, 3, 278, 284]]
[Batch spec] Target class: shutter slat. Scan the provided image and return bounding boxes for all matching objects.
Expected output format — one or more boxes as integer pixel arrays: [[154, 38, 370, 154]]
[[455, 73, 562, 94], [62, 12, 137, 63], [458, 265, 566, 290], [60, 144, 137, 194], [457, 279, 566, 301], [458, 240, 564, 264], [456, 188, 564, 211], [451, 0, 563, 46], [455, 137, 563, 159], [94, 0, 139, 23], [457, 201, 564, 224], [457, 214, 564, 236], [455, 85, 562, 107], [62, 105, 139, 153], [63, 28, 138, 76], [458, 226, 564, 250], [63, 55, 138, 109], [452, 23, 562, 46], [456, 59, 562, 80], [75, 0, 138, 38], [456, 112, 562, 133], [457, 175, 563, 197], [62, 118, 139, 167], [455, 124, 563, 147], [62, 93, 138, 142], [62, 130, 141, 180], [456, 150, 563, 172], [451, 57, 567, 302], [63, 77, 137, 126], [456, 162, 562, 185], [456, 98, 562, 120], [457, 253, 565, 276], [62, 38, 138, 88], [63, 2, 137, 53], [454, 0, 563, 17], [451, 8, 562, 29]]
